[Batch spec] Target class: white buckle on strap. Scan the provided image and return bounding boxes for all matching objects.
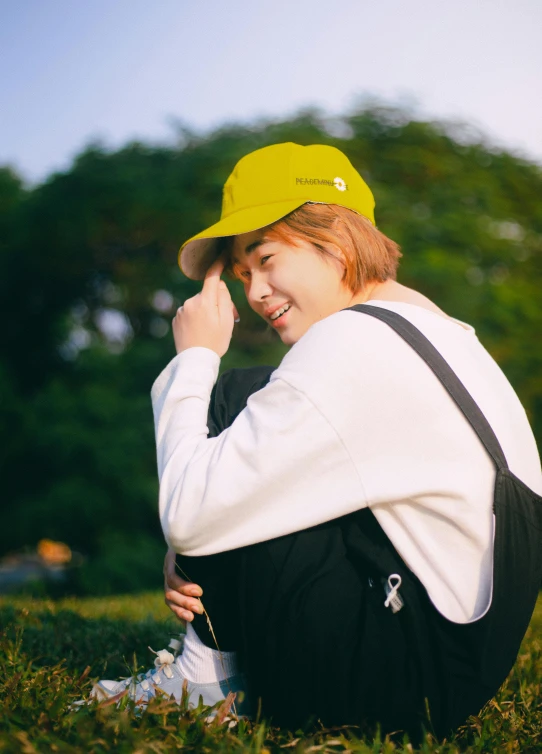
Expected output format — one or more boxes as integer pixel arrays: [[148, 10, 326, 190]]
[[383, 573, 404, 613]]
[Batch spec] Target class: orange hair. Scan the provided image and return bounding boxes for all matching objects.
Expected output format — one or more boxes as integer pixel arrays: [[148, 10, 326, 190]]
[[222, 203, 402, 292]]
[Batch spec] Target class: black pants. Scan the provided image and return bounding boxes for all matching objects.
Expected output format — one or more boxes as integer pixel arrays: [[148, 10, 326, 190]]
[[176, 366, 430, 736], [179, 508, 433, 736]]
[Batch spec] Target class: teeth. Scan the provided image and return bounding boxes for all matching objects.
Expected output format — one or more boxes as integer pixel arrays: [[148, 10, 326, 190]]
[[270, 304, 291, 321]]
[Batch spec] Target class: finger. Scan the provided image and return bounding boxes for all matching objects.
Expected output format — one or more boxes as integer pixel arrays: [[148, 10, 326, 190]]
[[168, 602, 193, 623], [167, 603, 199, 621], [165, 593, 196, 620], [165, 590, 204, 614], [201, 257, 225, 302], [218, 280, 233, 315], [178, 582, 203, 597]]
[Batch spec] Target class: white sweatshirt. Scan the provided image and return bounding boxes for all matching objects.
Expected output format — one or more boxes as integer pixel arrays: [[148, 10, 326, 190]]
[[151, 301, 542, 624]]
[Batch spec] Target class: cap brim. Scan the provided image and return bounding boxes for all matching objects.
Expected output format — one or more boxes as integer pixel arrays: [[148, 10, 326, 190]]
[[178, 198, 309, 280]]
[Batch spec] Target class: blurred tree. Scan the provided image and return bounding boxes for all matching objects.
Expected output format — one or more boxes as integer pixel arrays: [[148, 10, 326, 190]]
[[0, 105, 540, 594]]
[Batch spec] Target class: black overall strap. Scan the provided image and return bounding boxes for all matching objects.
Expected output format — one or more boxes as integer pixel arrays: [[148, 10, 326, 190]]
[[345, 304, 508, 471]]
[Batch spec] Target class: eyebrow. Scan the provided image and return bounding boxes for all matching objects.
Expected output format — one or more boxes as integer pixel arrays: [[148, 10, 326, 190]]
[[231, 238, 269, 267]]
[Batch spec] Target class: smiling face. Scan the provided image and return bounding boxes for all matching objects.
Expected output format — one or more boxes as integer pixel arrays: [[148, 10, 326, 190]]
[[230, 229, 361, 345]]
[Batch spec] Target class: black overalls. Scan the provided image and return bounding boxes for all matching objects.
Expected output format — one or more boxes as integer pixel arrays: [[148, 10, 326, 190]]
[[177, 305, 542, 740]]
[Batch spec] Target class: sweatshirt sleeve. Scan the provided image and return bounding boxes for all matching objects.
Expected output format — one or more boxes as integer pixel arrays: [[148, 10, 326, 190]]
[[151, 346, 367, 557]]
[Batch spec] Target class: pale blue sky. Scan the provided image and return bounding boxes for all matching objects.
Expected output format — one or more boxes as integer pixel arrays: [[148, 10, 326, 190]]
[[1, 0, 541, 184]]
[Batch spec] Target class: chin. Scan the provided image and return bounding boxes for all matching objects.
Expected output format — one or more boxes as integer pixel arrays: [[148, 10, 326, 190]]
[[280, 335, 296, 345], [279, 329, 302, 346]]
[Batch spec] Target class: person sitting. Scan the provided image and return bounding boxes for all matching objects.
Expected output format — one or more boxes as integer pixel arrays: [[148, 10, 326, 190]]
[[95, 143, 542, 740]]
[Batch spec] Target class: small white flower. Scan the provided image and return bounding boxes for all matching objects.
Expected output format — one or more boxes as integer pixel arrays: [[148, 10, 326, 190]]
[[149, 647, 175, 667], [333, 176, 347, 191]]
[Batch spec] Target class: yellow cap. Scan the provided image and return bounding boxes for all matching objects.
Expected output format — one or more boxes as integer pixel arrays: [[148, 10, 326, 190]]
[[179, 142, 375, 280]]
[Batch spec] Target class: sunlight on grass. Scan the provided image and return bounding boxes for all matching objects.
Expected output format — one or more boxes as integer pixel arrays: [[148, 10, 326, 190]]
[[0, 589, 177, 623]]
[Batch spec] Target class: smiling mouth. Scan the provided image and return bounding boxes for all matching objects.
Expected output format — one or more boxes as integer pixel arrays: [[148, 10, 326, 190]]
[[270, 306, 291, 329], [269, 303, 292, 324]]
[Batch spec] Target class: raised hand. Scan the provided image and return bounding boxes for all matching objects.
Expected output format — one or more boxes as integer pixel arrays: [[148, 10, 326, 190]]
[[172, 258, 240, 357]]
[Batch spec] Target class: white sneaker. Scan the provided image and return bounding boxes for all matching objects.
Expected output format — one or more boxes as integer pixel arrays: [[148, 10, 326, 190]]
[[90, 637, 251, 716]]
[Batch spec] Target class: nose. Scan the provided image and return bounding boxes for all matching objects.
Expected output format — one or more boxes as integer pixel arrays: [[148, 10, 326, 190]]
[[246, 271, 273, 308]]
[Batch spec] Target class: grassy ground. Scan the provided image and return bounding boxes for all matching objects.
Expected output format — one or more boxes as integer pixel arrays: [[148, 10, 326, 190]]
[[1, 591, 541, 753]]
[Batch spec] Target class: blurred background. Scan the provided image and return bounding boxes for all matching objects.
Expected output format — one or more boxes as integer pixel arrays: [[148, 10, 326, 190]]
[[1, 0, 541, 596]]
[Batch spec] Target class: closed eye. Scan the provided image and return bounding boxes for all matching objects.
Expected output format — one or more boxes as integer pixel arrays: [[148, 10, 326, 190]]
[[260, 255, 272, 265]]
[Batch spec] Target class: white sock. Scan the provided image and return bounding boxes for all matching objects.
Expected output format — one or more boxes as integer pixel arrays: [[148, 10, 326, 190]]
[[176, 623, 239, 684]]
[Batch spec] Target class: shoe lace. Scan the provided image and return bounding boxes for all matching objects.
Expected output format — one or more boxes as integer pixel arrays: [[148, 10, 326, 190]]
[[128, 637, 184, 692]]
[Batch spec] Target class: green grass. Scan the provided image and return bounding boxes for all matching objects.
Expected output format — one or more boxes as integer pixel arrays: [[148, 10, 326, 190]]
[[1, 592, 542, 752]]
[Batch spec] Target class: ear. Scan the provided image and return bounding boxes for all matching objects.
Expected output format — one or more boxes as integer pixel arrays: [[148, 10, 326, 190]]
[[325, 243, 348, 279]]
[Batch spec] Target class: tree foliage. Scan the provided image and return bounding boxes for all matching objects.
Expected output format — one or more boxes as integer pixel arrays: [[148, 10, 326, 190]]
[[1, 105, 541, 593]]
